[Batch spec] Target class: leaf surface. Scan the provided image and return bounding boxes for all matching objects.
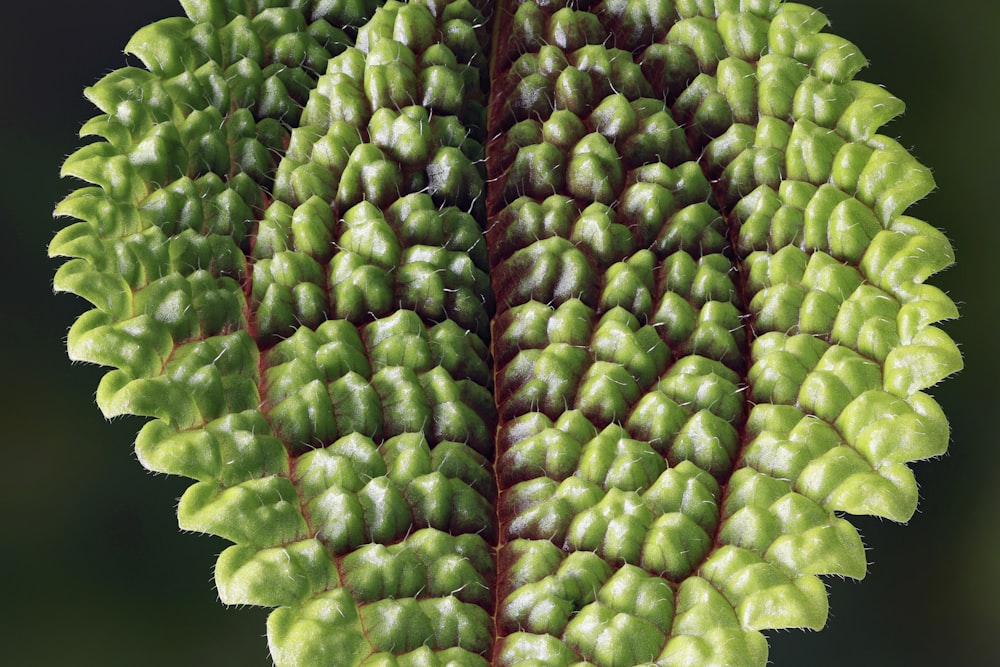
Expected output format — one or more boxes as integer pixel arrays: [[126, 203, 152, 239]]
[[50, 1, 960, 665]]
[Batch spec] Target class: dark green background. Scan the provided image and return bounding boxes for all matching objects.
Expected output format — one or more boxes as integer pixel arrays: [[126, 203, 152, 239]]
[[2, 1, 995, 664]]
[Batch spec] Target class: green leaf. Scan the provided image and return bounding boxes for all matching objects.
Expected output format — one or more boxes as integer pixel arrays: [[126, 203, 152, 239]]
[[51, 0, 960, 665]]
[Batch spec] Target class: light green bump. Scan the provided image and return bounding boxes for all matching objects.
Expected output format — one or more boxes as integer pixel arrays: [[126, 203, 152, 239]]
[[216, 538, 339, 607]]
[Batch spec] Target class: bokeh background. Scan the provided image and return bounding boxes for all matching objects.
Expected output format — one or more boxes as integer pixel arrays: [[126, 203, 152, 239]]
[[1, 1, 995, 664]]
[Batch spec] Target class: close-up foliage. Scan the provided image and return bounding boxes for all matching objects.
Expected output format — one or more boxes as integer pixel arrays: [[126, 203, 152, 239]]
[[5, 0, 993, 665]]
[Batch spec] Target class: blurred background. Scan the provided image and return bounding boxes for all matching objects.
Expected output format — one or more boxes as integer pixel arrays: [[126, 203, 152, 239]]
[[1, 1, 995, 664]]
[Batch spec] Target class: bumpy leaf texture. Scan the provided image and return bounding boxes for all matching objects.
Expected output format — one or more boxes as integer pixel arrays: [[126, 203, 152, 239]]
[[50, 0, 961, 665]]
